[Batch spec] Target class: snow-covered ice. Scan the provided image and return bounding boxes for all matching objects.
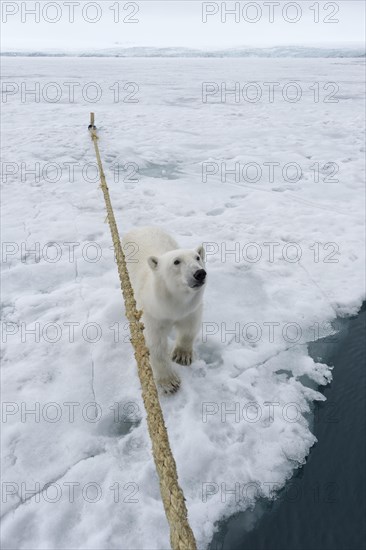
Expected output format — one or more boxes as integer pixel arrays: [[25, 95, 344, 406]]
[[1, 57, 365, 549]]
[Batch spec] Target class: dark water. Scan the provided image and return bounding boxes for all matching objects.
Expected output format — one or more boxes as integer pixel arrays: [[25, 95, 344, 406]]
[[209, 303, 366, 550]]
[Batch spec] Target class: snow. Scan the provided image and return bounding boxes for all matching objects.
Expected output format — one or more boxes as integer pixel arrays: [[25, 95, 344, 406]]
[[1, 57, 365, 549]]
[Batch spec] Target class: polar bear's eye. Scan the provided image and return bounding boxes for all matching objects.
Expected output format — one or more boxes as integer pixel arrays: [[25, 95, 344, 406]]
[[174, 259, 180, 265], [196, 255, 200, 261]]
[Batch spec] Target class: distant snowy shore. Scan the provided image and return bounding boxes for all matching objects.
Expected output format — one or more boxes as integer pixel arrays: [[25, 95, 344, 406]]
[[1, 45, 365, 58]]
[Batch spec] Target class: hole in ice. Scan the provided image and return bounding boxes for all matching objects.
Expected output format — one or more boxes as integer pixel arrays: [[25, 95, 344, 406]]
[[112, 161, 183, 180], [96, 402, 141, 438], [196, 341, 223, 367], [139, 161, 183, 180]]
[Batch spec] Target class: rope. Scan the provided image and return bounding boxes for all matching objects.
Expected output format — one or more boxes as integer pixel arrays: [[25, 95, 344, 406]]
[[88, 113, 197, 550]]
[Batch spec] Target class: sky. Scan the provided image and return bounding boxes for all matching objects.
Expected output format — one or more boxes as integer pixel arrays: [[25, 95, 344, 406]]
[[1, 1, 365, 52]]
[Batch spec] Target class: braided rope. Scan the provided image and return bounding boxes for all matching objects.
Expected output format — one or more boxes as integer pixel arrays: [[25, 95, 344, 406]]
[[88, 113, 197, 550]]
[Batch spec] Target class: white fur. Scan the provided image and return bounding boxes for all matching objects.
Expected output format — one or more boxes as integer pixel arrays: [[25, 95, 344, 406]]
[[122, 226, 206, 393]]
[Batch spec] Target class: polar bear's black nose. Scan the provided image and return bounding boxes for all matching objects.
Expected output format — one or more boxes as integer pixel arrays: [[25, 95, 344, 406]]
[[194, 269, 206, 282]]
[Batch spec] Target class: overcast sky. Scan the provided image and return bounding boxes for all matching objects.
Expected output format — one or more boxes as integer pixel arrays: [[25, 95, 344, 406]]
[[1, 1, 365, 51]]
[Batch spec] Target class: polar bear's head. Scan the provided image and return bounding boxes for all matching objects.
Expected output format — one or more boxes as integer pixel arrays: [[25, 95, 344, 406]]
[[147, 245, 206, 293]]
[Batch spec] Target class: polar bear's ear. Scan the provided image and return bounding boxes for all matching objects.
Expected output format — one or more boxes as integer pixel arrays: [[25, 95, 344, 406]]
[[147, 256, 159, 271], [196, 245, 205, 261]]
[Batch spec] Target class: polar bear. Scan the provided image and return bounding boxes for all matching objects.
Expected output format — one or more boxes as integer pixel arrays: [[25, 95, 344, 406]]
[[122, 226, 206, 393]]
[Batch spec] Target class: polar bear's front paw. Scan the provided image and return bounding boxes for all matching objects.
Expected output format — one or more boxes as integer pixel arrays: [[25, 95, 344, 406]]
[[157, 372, 181, 394], [172, 347, 193, 366]]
